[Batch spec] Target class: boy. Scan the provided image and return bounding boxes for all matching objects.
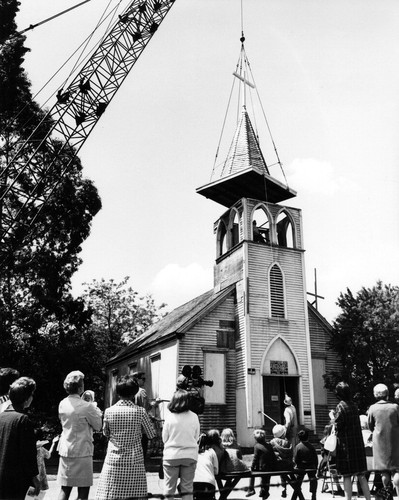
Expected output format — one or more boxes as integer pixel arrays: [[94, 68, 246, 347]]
[[293, 429, 318, 500], [247, 429, 277, 499]]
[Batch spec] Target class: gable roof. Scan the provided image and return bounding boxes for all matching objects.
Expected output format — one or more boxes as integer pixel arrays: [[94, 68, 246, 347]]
[[307, 301, 333, 332], [107, 284, 236, 365]]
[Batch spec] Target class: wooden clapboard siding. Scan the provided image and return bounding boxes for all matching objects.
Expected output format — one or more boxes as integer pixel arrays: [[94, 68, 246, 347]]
[[245, 229, 313, 425], [178, 291, 237, 431], [308, 305, 342, 437], [235, 281, 247, 390]]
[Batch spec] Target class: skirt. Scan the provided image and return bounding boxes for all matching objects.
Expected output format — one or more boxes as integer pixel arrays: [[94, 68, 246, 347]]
[[58, 456, 93, 487]]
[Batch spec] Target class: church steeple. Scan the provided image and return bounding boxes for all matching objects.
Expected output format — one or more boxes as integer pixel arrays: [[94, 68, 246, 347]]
[[220, 106, 269, 178], [196, 107, 296, 207]]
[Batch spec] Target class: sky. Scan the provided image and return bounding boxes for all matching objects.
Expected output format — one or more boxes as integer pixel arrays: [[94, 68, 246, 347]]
[[15, 0, 399, 323]]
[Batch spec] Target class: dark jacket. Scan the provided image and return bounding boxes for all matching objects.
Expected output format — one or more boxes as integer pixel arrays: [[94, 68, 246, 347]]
[[294, 441, 318, 469], [0, 405, 39, 499], [252, 441, 277, 471]]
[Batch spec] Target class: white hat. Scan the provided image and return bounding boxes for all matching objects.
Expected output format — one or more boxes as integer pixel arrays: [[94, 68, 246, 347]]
[[272, 424, 286, 438]]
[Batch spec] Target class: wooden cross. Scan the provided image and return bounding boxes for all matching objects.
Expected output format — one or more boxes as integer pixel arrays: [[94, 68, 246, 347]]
[[307, 268, 324, 311]]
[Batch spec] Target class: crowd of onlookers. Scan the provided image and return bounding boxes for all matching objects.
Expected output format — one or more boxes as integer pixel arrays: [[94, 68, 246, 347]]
[[1, 368, 399, 500]]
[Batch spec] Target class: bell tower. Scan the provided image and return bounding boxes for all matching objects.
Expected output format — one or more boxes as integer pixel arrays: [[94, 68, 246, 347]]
[[197, 102, 315, 442]]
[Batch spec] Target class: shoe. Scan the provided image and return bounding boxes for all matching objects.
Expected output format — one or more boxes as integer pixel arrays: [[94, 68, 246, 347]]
[[281, 490, 287, 498], [246, 490, 256, 497]]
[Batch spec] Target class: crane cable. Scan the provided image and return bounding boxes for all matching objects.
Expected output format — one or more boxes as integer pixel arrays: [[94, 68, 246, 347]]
[[5, 0, 123, 138], [17, 0, 92, 35]]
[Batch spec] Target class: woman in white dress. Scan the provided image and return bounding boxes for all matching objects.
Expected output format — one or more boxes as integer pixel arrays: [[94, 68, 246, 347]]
[[95, 374, 155, 500]]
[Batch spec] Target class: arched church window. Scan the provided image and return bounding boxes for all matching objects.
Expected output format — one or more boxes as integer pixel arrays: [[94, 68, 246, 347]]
[[217, 221, 228, 257], [252, 206, 270, 244], [230, 210, 240, 248], [276, 211, 295, 248], [269, 264, 285, 318]]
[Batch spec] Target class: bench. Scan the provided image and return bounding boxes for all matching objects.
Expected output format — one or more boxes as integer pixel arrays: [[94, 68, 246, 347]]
[[216, 469, 316, 500]]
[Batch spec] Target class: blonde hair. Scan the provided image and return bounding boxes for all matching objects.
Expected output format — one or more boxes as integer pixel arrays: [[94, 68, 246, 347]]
[[373, 383, 388, 400], [221, 428, 235, 447], [63, 370, 84, 394]]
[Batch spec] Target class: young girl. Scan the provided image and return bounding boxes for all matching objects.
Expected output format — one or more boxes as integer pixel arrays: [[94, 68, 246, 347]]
[[35, 431, 60, 494], [193, 433, 219, 500], [220, 428, 248, 473], [207, 429, 225, 467], [162, 390, 200, 500]]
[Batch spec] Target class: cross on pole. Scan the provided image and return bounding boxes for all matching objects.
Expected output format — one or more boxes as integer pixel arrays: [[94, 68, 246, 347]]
[[307, 268, 324, 311]]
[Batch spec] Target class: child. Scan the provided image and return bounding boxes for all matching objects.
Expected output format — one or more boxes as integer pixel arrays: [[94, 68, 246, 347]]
[[193, 433, 219, 500], [221, 428, 240, 451], [318, 422, 344, 495], [220, 428, 248, 473], [207, 429, 225, 468], [81, 389, 96, 404], [246, 429, 277, 499], [35, 431, 60, 494], [270, 424, 294, 498], [293, 429, 318, 500]]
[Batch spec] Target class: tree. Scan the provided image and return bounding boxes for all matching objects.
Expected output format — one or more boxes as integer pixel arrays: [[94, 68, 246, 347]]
[[0, 0, 101, 418], [325, 281, 399, 412], [78, 277, 166, 404]]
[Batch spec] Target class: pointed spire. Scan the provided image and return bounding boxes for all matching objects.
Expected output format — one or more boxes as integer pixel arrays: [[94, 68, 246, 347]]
[[220, 106, 269, 179]]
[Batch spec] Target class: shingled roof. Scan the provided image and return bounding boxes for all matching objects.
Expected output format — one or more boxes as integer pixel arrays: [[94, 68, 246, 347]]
[[220, 106, 269, 177], [107, 284, 236, 365]]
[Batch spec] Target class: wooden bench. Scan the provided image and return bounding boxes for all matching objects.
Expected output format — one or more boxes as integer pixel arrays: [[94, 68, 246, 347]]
[[216, 469, 316, 500]]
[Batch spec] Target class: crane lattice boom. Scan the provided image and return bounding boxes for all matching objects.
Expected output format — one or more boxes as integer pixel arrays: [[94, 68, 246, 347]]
[[0, 0, 175, 258]]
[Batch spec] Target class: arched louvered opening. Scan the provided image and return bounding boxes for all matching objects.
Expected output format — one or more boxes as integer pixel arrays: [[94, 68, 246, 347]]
[[269, 264, 285, 318], [217, 221, 228, 257], [252, 206, 270, 244], [276, 211, 295, 248]]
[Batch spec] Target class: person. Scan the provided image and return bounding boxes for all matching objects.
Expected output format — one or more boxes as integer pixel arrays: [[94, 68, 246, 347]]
[[246, 429, 277, 499], [318, 420, 344, 496], [0, 376, 40, 499], [133, 371, 151, 458], [367, 383, 399, 500], [293, 429, 318, 500], [0, 367, 20, 413], [81, 390, 96, 404], [162, 389, 200, 500], [207, 429, 225, 467], [270, 424, 295, 499], [57, 370, 102, 500], [394, 388, 399, 405], [332, 382, 371, 500], [253, 220, 266, 243], [193, 433, 219, 500], [35, 431, 60, 494], [284, 395, 298, 447], [95, 375, 156, 500], [220, 428, 248, 473]]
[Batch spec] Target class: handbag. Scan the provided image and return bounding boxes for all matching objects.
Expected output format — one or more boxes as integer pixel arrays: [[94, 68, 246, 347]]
[[324, 426, 337, 452]]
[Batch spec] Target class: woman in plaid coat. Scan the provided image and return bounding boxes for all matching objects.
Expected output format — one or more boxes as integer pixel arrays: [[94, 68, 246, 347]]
[[333, 382, 371, 500], [95, 375, 156, 500]]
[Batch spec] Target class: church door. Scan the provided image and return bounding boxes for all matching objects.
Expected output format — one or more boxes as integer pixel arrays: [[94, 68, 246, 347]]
[[262, 376, 299, 432]]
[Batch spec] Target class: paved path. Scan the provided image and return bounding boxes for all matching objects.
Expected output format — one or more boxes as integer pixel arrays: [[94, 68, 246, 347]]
[[44, 471, 357, 500]]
